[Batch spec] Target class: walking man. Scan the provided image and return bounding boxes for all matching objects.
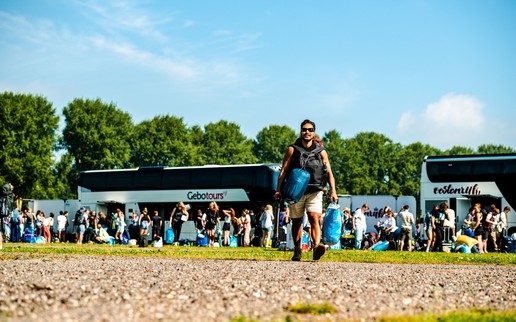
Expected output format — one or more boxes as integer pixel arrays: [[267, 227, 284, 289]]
[[275, 119, 338, 261]]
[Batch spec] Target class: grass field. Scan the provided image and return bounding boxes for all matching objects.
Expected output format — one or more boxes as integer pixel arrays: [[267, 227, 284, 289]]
[[1, 243, 515, 265]]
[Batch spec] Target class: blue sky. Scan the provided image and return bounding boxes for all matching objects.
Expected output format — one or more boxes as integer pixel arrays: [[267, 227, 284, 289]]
[[1, 0, 515, 150]]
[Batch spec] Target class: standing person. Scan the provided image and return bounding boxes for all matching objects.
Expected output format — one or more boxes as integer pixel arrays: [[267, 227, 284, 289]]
[[472, 203, 484, 254], [499, 206, 510, 250], [229, 208, 241, 246], [432, 204, 445, 252], [151, 210, 162, 241], [240, 209, 251, 247], [42, 212, 51, 244], [462, 207, 476, 238], [57, 211, 68, 243], [260, 204, 274, 248], [353, 204, 368, 250], [76, 208, 89, 245], [490, 206, 501, 252], [278, 206, 290, 245], [11, 208, 21, 242], [170, 202, 189, 243], [114, 209, 125, 244], [274, 119, 338, 261], [221, 207, 233, 246], [425, 208, 435, 252], [481, 207, 495, 253], [139, 209, 151, 237], [443, 203, 456, 237], [0, 183, 14, 249], [195, 209, 205, 234], [205, 202, 219, 247], [398, 205, 415, 251]]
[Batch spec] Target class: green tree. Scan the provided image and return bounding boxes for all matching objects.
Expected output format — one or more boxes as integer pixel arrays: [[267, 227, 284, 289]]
[[254, 125, 297, 163], [322, 130, 347, 194], [390, 142, 442, 197], [202, 120, 257, 165], [0, 92, 59, 199], [130, 115, 191, 167], [61, 98, 133, 188], [476, 144, 515, 154], [188, 125, 207, 166], [52, 152, 77, 199], [335, 132, 399, 195], [444, 146, 474, 155]]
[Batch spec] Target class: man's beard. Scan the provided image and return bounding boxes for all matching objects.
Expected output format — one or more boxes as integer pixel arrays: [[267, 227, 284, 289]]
[[302, 137, 312, 144]]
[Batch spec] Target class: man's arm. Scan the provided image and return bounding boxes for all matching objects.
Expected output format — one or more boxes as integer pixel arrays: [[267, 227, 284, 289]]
[[274, 146, 295, 197], [321, 150, 338, 202]]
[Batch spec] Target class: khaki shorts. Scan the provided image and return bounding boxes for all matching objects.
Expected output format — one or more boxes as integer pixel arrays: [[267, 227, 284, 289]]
[[289, 191, 323, 219]]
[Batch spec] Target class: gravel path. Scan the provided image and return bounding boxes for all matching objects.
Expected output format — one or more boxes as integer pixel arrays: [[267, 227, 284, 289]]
[[0, 253, 514, 321]]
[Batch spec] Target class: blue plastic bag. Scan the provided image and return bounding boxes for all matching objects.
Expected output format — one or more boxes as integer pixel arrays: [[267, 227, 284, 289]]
[[282, 168, 310, 203], [463, 228, 474, 238], [322, 203, 343, 246], [35, 236, 45, 244], [196, 233, 208, 246], [165, 227, 175, 244], [372, 240, 389, 251], [121, 230, 130, 245], [229, 235, 238, 247]]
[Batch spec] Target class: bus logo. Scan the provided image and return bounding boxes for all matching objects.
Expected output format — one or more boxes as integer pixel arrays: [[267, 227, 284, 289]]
[[433, 184, 480, 195], [186, 191, 227, 201]]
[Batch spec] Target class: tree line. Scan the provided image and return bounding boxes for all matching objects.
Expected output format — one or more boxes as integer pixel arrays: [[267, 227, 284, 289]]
[[1, 92, 514, 201]]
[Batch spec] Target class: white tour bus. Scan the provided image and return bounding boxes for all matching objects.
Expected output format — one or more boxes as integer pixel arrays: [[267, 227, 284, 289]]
[[420, 154, 516, 237]]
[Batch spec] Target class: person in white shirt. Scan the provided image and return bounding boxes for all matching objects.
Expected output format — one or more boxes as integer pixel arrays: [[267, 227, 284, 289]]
[[57, 211, 68, 243], [353, 204, 368, 250], [398, 205, 415, 251]]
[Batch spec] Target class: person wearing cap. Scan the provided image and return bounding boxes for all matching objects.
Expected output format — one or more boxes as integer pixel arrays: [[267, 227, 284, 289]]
[[275, 119, 338, 261]]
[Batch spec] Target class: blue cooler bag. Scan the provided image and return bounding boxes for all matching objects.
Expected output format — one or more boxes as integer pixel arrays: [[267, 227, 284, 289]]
[[322, 203, 343, 245], [282, 168, 310, 204]]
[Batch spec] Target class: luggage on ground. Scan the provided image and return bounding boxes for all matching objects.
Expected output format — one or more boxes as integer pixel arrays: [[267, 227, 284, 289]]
[[322, 202, 342, 245]]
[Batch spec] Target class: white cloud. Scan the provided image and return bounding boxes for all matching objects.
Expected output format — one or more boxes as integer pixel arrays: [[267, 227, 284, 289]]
[[89, 35, 199, 80], [395, 93, 506, 149], [76, 0, 173, 41]]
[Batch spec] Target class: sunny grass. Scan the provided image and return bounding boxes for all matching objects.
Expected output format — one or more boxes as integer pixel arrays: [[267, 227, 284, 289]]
[[1, 244, 515, 265], [230, 308, 516, 322]]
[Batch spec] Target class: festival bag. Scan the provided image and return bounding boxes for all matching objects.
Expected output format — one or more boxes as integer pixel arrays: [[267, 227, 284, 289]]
[[281, 168, 310, 204], [165, 227, 175, 244], [322, 202, 343, 246]]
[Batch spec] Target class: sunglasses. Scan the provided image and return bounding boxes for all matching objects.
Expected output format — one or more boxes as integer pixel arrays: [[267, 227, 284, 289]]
[[301, 128, 315, 132]]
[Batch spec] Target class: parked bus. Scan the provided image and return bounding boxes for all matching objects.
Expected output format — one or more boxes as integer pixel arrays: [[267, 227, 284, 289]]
[[78, 164, 280, 240], [420, 154, 516, 237]]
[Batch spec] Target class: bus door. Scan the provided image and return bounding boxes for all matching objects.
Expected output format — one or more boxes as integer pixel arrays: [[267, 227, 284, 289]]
[[454, 198, 471, 232]]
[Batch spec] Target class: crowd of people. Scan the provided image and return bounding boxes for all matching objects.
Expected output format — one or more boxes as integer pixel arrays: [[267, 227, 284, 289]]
[[0, 198, 512, 254], [0, 199, 293, 249], [338, 201, 512, 253]]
